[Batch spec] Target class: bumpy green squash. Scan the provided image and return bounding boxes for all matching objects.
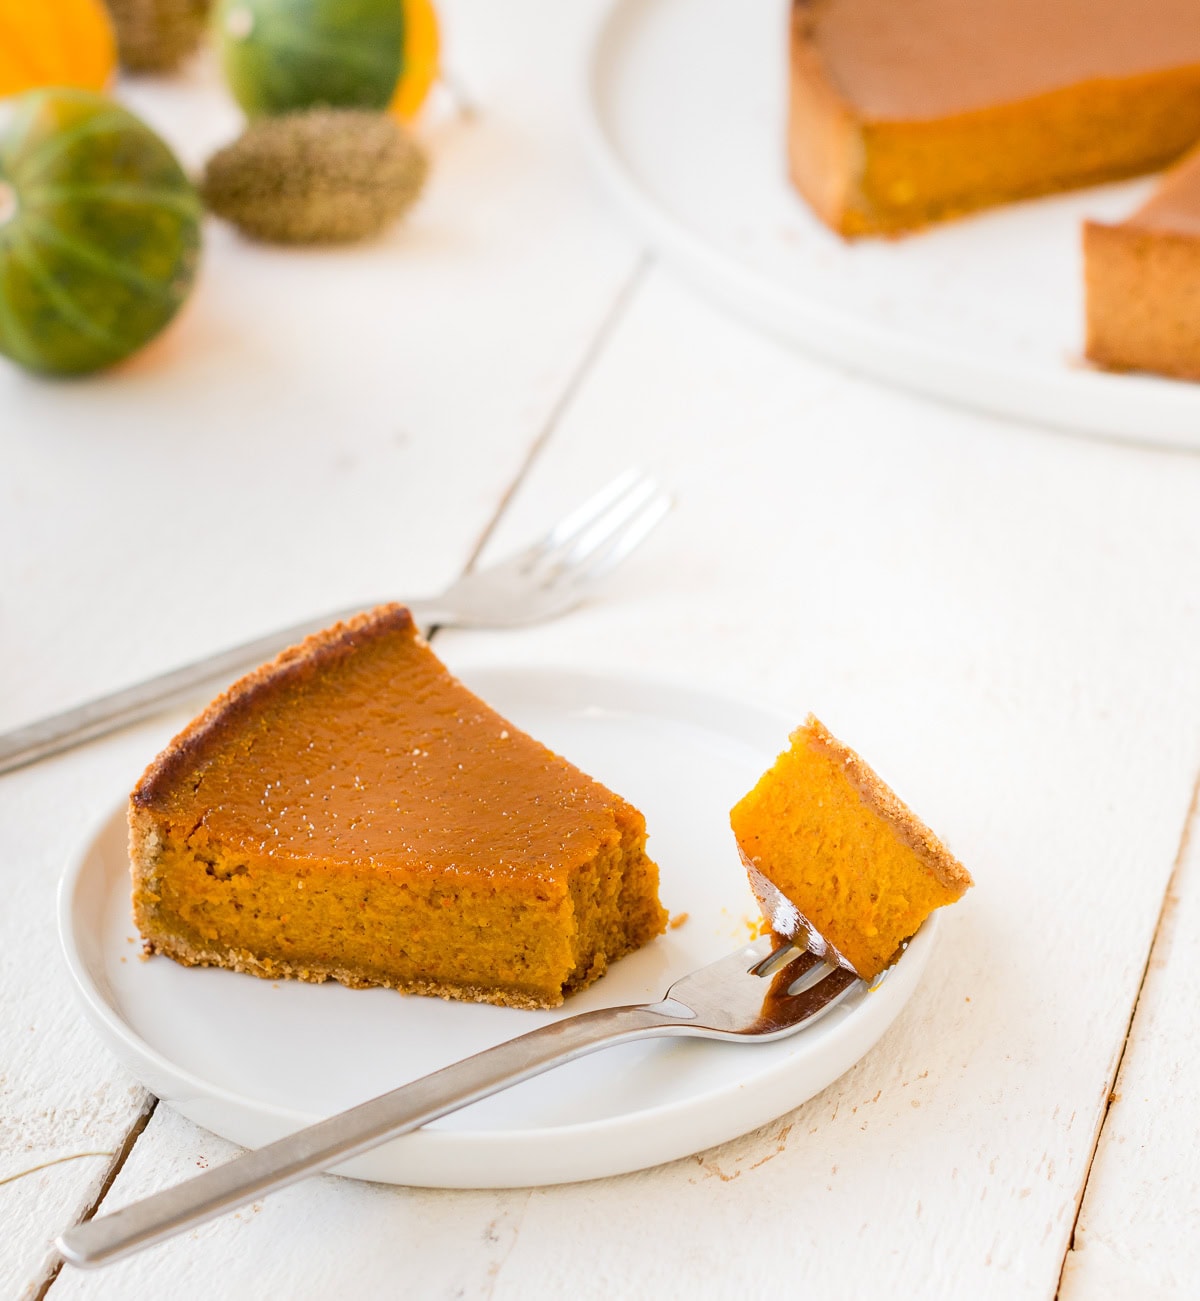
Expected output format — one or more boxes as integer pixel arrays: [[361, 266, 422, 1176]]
[[215, 0, 404, 117], [0, 88, 201, 376]]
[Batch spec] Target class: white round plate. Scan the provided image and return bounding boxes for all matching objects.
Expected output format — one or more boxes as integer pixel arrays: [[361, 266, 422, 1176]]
[[583, 0, 1200, 450], [59, 667, 935, 1189]]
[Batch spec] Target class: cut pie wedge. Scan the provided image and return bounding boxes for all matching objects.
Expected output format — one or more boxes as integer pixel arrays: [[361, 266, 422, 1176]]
[[130, 605, 667, 1009]]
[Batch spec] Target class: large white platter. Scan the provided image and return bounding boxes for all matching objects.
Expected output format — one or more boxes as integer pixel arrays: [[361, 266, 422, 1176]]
[[58, 667, 934, 1189], [583, 0, 1200, 450]]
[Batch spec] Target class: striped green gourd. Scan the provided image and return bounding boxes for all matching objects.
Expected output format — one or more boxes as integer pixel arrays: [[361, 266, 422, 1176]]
[[215, 0, 404, 117], [0, 88, 201, 376]]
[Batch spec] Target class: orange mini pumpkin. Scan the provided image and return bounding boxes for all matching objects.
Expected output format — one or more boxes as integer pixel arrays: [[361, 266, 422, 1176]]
[[0, 0, 117, 98], [389, 0, 439, 122]]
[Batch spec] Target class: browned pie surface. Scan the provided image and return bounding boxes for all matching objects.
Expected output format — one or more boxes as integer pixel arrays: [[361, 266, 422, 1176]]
[[805, 0, 1200, 121], [1127, 149, 1200, 237], [138, 606, 628, 879], [131, 605, 666, 1008]]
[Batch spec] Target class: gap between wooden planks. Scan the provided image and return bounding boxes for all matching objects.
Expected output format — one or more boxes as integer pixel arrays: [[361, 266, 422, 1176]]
[[1055, 760, 1200, 1297], [35, 1104, 155, 1301], [460, 254, 651, 575]]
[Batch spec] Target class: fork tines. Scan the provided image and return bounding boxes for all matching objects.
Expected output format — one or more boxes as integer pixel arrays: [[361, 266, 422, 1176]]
[[531, 470, 673, 580]]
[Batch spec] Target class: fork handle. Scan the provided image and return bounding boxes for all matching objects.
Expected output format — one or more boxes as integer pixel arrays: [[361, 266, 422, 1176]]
[[0, 599, 449, 777], [57, 1002, 682, 1270]]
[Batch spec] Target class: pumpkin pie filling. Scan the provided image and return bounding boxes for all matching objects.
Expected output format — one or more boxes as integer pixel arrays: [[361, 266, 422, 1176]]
[[130, 605, 667, 1009], [731, 716, 971, 981]]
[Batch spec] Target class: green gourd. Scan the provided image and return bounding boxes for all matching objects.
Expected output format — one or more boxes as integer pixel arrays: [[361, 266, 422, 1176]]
[[0, 88, 201, 376], [215, 0, 405, 118]]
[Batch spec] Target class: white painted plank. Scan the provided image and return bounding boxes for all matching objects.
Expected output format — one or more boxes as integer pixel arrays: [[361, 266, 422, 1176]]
[[49, 274, 1200, 1299], [1, 729, 165, 1301], [0, 0, 640, 1293], [1059, 784, 1200, 1300], [49, 1108, 541, 1301]]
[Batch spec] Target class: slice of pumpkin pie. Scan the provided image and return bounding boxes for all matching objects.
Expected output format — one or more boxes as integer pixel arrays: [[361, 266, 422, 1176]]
[[731, 715, 971, 981], [1084, 144, 1200, 381], [130, 604, 666, 1009]]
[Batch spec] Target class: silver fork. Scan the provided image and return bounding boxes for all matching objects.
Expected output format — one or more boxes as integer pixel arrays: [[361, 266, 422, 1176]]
[[0, 470, 672, 776], [56, 935, 859, 1270]]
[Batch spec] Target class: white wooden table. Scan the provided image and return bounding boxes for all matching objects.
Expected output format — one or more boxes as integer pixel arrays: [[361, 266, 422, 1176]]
[[4, 3, 1200, 1296]]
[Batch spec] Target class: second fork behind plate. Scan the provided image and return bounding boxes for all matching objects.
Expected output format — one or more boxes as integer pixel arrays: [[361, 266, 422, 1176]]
[[0, 470, 672, 775]]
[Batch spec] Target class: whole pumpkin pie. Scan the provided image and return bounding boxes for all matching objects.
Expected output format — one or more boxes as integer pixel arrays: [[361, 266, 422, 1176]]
[[130, 605, 667, 1009], [789, 0, 1200, 236], [731, 716, 971, 981], [1084, 145, 1200, 381]]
